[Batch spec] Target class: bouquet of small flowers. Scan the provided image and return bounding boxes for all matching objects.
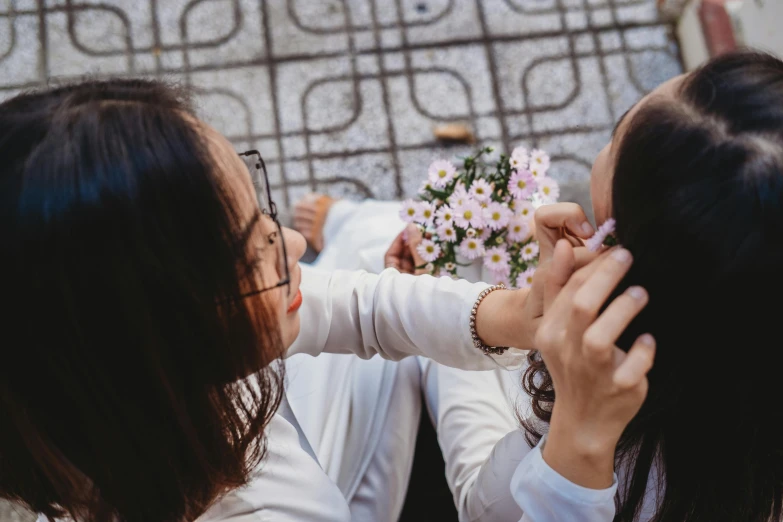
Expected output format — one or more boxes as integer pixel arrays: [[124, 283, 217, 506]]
[[399, 146, 560, 289]]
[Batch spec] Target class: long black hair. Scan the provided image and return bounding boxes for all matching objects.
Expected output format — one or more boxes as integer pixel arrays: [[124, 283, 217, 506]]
[[0, 80, 284, 521], [523, 51, 783, 522]]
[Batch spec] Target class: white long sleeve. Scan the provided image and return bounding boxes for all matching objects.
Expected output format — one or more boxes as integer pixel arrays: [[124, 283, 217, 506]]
[[511, 437, 618, 522], [288, 265, 525, 370]]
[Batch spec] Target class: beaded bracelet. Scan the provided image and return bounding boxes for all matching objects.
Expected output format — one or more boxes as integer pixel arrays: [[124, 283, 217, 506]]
[[469, 284, 509, 356]]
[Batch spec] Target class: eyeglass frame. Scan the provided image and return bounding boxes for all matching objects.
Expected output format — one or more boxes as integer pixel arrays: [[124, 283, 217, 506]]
[[237, 150, 291, 298]]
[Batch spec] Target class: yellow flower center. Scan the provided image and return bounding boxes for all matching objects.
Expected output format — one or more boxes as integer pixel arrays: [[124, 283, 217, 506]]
[[407, 208, 415, 216], [424, 209, 432, 217], [446, 229, 453, 236], [514, 225, 521, 232], [527, 276, 533, 283], [517, 181, 526, 189], [476, 188, 484, 194], [492, 212, 500, 220], [426, 246, 435, 253], [464, 210, 473, 220], [522, 209, 529, 216], [543, 186, 550, 195], [438, 169, 447, 178], [492, 254, 501, 262], [469, 241, 476, 249]]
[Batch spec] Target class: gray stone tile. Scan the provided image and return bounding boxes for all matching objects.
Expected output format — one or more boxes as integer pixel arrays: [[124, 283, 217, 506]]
[[483, 0, 563, 37], [0, 14, 40, 85]]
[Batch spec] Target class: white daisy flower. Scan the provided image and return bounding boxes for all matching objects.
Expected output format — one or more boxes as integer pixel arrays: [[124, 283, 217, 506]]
[[453, 199, 485, 229], [515, 200, 535, 220], [435, 205, 455, 226], [536, 176, 560, 203], [483, 201, 513, 231], [507, 215, 531, 243], [458, 237, 485, 260], [415, 201, 436, 225], [445, 262, 457, 272], [437, 223, 458, 243], [466, 228, 477, 238], [484, 246, 511, 274], [399, 199, 419, 223], [510, 146, 529, 171], [428, 159, 457, 188], [469, 179, 493, 202], [516, 267, 536, 289], [521, 241, 540, 261], [530, 149, 551, 171], [417, 239, 442, 263]]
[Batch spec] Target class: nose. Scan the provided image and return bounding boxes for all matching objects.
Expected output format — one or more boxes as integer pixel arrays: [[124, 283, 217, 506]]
[[281, 226, 306, 269]]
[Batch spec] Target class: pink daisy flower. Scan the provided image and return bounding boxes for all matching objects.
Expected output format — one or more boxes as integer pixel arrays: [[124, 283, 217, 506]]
[[516, 267, 536, 289], [479, 227, 493, 241], [453, 199, 485, 229], [521, 241, 540, 261], [448, 182, 470, 207], [458, 237, 485, 260], [483, 202, 512, 231], [415, 201, 436, 226], [428, 159, 457, 188], [399, 199, 419, 223], [417, 239, 442, 262], [530, 149, 551, 171], [508, 170, 536, 200], [515, 200, 534, 220], [536, 176, 560, 203], [437, 223, 458, 243], [469, 179, 493, 202], [585, 218, 616, 252], [507, 215, 531, 242], [510, 146, 529, 171], [435, 205, 455, 226], [484, 246, 511, 274]]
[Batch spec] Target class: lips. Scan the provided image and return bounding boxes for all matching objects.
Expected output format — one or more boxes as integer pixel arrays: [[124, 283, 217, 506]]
[[287, 289, 303, 314]]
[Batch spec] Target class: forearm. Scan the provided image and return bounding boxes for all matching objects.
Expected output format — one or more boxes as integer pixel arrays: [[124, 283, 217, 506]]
[[474, 286, 534, 351], [289, 266, 524, 369]]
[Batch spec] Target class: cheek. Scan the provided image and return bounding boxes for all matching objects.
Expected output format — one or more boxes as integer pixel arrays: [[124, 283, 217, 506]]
[[590, 144, 613, 224]]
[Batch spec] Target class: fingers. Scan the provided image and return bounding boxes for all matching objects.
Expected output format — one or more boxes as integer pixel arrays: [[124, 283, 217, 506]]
[[581, 286, 649, 363], [405, 224, 428, 268], [614, 334, 656, 389], [543, 239, 575, 313], [568, 248, 633, 329], [384, 231, 407, 272], [535, 203, 595, 261]]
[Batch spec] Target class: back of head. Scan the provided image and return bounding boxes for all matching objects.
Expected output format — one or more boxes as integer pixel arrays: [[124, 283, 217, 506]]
[[610, 51, 783, 521], [0, 80, 283, 521]]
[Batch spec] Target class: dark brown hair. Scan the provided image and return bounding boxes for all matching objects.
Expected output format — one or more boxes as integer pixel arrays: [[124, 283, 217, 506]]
[[523, 50, 783, 522], [0, 79, 284, 521]]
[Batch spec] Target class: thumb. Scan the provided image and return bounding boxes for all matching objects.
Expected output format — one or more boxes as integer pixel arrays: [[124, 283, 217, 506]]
[[544, 239, 576, 312]]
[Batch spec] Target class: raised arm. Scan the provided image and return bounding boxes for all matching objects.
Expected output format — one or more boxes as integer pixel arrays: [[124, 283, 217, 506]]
[[286, 265, 531, 370]]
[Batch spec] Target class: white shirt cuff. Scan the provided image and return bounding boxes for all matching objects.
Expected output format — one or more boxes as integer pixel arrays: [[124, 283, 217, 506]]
[[510, 435, 618, 521]]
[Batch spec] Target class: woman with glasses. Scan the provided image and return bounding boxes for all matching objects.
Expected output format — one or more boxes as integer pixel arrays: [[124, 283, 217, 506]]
[[0, 79, 578, 522]]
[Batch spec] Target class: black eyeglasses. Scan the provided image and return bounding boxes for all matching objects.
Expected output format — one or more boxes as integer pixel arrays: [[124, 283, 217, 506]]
[[238, 150, 291, 297]]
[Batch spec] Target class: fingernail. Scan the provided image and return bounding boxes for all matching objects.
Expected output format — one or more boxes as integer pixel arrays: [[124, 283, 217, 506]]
[[639, 333, 654, 345], [627, 286, 646, 300], [612, 248, 631, 263], [581, 222, 594, 235]]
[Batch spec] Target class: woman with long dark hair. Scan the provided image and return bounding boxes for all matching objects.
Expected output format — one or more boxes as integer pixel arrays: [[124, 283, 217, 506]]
[[511, 50, 783, 521], [0, 79, 580, 522]]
